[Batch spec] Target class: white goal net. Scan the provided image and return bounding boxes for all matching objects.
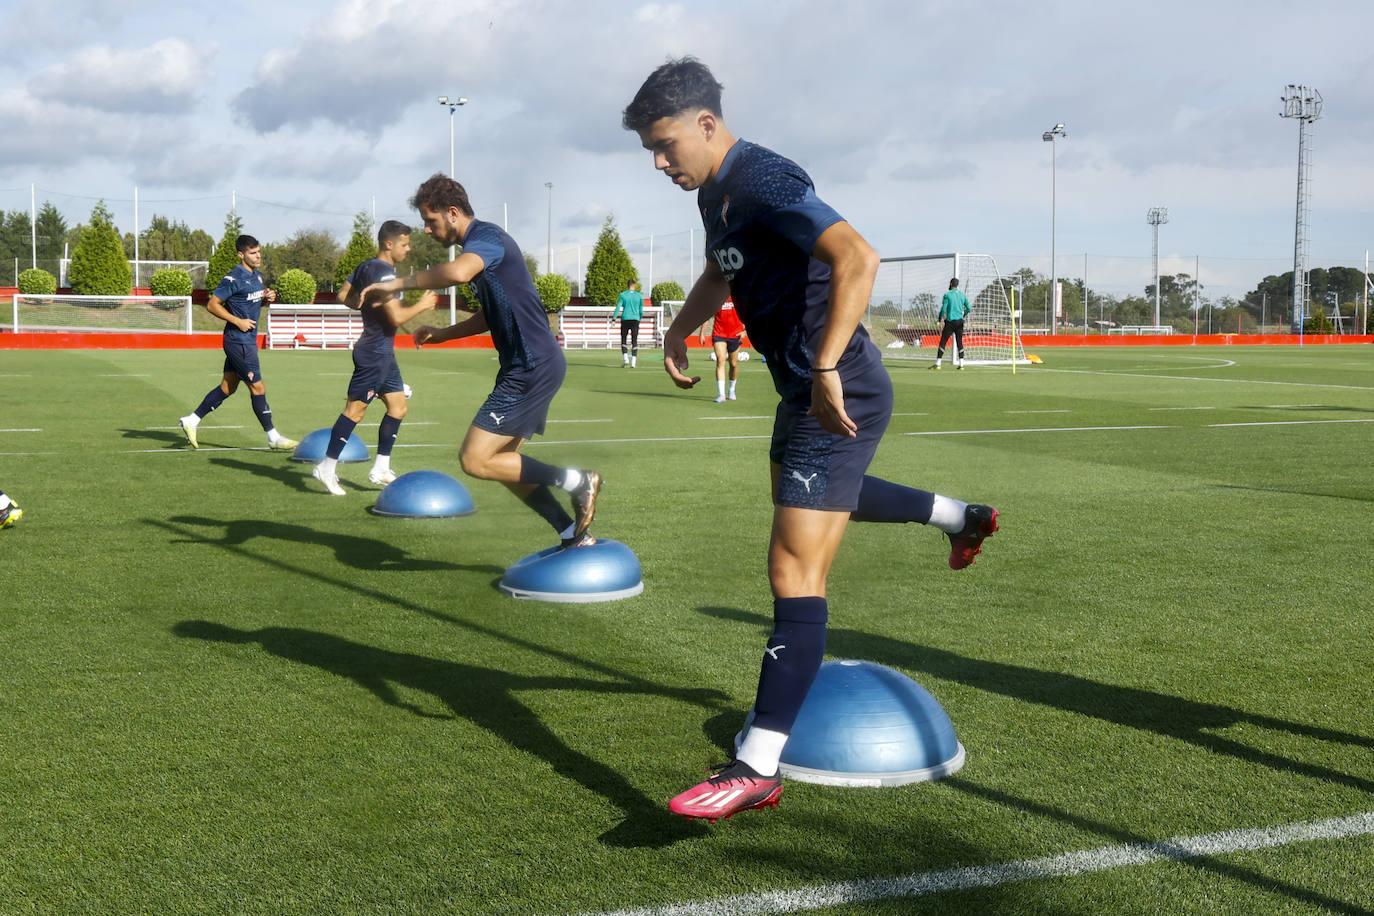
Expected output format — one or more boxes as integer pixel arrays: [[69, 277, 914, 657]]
[[865, 253, 1026, 365], [11, 294, 195, 334]]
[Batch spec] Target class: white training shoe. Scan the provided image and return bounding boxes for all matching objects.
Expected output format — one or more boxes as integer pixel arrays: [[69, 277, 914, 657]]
[[369, 468, 397, 485], [179, 417, 199, 449], [312, 465, 346, 496], [728, 392, 737, 400], [714, 395, 728, 403]]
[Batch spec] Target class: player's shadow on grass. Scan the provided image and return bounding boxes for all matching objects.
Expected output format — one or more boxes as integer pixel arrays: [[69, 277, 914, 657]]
[[696, 606, 1374, 793], [208, 456, 326, 493], [119, 427, 188, 447], [1214, 483, 1374, 504], [172, 620, 721, 849], [165, 515, 472, 573]]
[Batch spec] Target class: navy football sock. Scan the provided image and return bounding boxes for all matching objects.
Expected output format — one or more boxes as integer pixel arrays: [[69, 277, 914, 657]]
[[750, 596, 828, 735], [193, 386, 228, 419], [521, 485, 576, 534], [325, 415, 357, 460], [377, 414, 401, 456], [851, 475, 935, 525], [518, 454, 566, 488], [250, 393, 274, 432]]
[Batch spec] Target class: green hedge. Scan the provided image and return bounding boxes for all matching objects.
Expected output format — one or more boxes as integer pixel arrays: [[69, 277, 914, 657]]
[[149, 268, 194, 298], [275, 269, 317, 305], [650, 280, 685, 304], [534, 273, 572, 314], [17, 268, 57, 295]]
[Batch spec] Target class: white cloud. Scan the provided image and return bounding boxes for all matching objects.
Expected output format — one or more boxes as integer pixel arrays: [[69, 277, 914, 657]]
[[27, 38, 208, 114]]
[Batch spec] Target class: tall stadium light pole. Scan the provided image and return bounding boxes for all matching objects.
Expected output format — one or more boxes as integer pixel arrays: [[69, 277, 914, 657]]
[[438, 95, 467, 323], [1042, 123, 1066, 332], [1281, 84, 1321, 336], [1147, 208, 1168, 327], [545, 182, 553, 274]]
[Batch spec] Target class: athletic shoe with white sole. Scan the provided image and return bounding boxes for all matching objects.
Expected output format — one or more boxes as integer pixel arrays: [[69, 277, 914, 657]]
[[0, 502, 21, 529], [179, 417, 199, 449], [269, 436, 299, 451], [947, 504, 998, 570], [560, 532, 597, 550], [368, 468, 397, 485], [714, 395, 728, 403], [570, 471, 602, 540], [669, 759, 782, 823], [312, 465, 346, 496]]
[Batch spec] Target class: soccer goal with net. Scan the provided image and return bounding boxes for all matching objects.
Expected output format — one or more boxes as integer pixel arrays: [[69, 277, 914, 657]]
[[865, 253, 1027, 366], [11, 294, 196, 334]]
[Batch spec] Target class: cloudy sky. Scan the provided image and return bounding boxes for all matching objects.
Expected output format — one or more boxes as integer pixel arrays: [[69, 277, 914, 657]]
[[1, 0, 1370, 301]]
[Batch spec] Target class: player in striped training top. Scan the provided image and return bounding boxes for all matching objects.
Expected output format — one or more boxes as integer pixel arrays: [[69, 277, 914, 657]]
[[356, 174, 602, 547], [310, 220, 437, 496], [625, 57, 999, 823], [179, 234, 298, 452]]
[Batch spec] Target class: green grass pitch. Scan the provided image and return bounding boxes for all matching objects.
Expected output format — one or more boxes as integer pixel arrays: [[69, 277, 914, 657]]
[[0, 344, 1371, 915]]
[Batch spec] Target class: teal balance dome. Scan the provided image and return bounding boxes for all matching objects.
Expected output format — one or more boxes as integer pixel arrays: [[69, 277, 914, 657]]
[[290, 428, 369, 463], [737, 659, 964, 787]]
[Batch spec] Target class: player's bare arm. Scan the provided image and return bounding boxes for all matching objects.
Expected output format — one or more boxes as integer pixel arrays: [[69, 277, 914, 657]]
[[206, 295, 253, 332], [338, 280, 357, 310], [358, 252, 486, 306], [808, 221, 880, 437], [381, 290, 438, 329], [663, 260, 730, 389], [414, 308, 489, 347]]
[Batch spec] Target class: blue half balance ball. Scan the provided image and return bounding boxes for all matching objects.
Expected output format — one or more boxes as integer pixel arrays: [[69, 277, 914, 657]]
[[736, 659, 964, 787], [499, 538, 643, 603], [290, 427, 370, 463], [370, 470, 476, 518]]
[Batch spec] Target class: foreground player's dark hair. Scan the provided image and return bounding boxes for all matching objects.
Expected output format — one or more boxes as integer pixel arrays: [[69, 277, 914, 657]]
[[377, 220, 410, 246], [622, 56, 724, 130], [235, 234, 260, 253], [410, 173, 474, 217]]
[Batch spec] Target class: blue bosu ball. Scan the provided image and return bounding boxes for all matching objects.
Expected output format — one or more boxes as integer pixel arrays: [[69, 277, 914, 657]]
[[290, 428, 370, 463], [737, 659, 964, 787], [499, 539, 644, 603], [370, 470, 476, 518]]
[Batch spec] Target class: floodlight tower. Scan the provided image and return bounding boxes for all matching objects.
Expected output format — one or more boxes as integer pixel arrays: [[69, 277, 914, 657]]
[[1042, 123, 1066, 330], [1281, 84, 1322, 334], [437, 95, 468, 322], [1147, 208, 1168, 327]]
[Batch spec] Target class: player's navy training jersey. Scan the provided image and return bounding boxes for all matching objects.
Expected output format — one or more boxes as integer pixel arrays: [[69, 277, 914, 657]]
[[348, 257, 401, 358], [213, 264, 267, 345], [698, 140, 881, 403], [459, 219, 563, 376]]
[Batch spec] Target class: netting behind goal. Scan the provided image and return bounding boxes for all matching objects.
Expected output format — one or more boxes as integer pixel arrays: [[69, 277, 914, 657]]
[[11, 294, 195, 334], [865, 253, 1026, 365]]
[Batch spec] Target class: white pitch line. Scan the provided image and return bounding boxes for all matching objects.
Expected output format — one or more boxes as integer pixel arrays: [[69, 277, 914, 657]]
[[1207, 418, 1374, 429], [1005, 409, 1071, 414], [146, 425, 245, 431], [903, 425, 1173, 437], [1039, 367, 1374, 391], [527, 434, 771, 447], [98, 373, 151, 377], [0, 428, 42, 432], [891, 412, 930, 417], [578, 811, 1374, 916]]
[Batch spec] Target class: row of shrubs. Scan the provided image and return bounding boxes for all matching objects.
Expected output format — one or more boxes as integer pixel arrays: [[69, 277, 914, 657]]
[[16, 268, 686, 315]]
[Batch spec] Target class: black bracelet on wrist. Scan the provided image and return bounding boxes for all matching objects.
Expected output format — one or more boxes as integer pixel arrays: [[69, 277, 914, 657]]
[[812, 366, 840, 373]]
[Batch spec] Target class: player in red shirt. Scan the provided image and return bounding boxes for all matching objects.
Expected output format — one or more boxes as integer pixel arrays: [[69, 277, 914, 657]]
[[710, 300, 746, 402]]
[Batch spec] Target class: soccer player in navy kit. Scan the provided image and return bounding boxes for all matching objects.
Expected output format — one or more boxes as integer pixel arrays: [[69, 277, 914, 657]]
[[179, 235, 298, 451], [357, 174, 602, 546], [311, 220, 437, 495], [624, 58, 1000, 821]]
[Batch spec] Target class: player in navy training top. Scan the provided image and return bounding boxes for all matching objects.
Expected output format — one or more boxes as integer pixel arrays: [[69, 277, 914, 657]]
[[179, 234, 298, 451], [356, 174, 602, 546], [624, 58, 1000, 823], [309, 220, 437, 496]]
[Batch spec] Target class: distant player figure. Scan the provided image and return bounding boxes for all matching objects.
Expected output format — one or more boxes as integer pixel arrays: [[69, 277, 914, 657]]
[[0, 488, 20, 528], [710, 299, 745, 402], [624, 58, 999, 822], [932, 277, 970, 369], [179, 234, 298, 451], [311, 220, 437, 496], [613, 280, 644, 368], [357, 174, 602, 547]]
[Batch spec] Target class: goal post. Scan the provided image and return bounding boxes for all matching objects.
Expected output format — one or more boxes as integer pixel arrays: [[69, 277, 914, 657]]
[[11, 294, 196, 334], [866, 253, 1027, 366]]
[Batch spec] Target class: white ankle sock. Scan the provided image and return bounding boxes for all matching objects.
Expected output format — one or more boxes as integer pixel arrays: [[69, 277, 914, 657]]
[[561, 468, 583, 491], [929, 495, 968, 533], [736, 725, 788, 777]]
